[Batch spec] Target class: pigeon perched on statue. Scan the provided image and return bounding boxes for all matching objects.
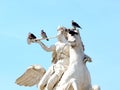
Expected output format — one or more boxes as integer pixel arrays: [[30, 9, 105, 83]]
[[28, 32, 36, 39], [68, 29, 78, 36], [27, 32, 37, 44], [41, 30, 49, 41], [72, 20, 82, 29]]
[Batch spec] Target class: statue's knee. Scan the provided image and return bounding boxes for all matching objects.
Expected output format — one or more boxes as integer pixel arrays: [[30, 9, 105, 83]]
[[46, 82, 53, 90], [46, 76, 58, 90], [39, 85, 44, 90], [38, 82, 45, 90]]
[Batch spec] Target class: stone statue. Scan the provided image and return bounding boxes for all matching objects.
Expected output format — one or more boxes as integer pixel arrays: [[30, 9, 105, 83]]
[[15, 26, 100, 90], [37, 26, 70, 90]]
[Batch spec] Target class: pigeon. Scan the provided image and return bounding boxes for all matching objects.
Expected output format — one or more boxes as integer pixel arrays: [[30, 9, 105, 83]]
[[68, 29, 78, 36], [41, 30, 49, 41], [28, 32, 36, 39], [72, 20, 82, 29]]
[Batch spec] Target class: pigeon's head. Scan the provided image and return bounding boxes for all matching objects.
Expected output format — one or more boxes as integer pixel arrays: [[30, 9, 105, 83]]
[[72, 20, 74, 23], [41, 30, 44, 32]]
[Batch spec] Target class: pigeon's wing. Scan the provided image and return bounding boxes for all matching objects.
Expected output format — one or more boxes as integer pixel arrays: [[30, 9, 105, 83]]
[[42, 32, 47, 38], [15, 65, 46, 87]]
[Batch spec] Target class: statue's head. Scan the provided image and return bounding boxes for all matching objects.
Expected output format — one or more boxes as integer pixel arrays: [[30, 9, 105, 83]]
[[57, 26, 67, 32], [57, 26, 68, 41]]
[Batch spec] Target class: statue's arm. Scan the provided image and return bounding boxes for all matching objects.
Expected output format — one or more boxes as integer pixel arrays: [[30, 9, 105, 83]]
[[36, 40, 56, 52]]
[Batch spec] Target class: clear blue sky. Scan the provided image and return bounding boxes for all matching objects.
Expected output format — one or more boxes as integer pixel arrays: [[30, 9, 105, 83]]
[[0, 0, 120, 90]]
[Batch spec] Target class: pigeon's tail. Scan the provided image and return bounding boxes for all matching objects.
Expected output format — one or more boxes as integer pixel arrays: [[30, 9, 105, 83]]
[[46, 38, 49, 41], [79, 26, 82, 29]]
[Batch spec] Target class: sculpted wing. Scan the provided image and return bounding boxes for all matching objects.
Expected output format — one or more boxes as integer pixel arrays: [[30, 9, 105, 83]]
[[15, 65, 46, 87]]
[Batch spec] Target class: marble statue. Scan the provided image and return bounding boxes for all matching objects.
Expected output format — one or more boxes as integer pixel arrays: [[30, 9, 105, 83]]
[[37, 26, 70, 90], [15, 26, 100, 90]]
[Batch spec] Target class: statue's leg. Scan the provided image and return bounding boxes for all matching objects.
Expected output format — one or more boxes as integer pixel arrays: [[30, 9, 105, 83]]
[[72, 82, 78, 90], [70, 79, 79, 90], [56, 79, 78, 90], [38, 66, 54, 90], [92, 85, 100, 90], [46, 70, 63, 90]]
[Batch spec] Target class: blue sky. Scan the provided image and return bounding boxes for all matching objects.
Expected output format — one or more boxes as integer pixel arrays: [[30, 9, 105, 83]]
[[0, 0, 120, 90]]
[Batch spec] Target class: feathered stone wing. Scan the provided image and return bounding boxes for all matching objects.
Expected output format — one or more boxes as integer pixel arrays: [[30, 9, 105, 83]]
[[15, 65, 46, 87]]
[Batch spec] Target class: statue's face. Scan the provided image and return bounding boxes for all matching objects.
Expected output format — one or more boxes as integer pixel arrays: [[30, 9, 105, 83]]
[[56, 26, 68, 42], [57, 29, 62, 36], [57, 30, 63, 40], [57, 29, 68, 42]]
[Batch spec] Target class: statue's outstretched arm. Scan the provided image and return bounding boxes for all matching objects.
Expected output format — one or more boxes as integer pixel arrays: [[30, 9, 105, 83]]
[[36, 40, 55, 52]]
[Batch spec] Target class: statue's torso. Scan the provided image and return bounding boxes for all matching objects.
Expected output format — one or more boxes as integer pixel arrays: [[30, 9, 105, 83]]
[[54, 42, 69, 69]]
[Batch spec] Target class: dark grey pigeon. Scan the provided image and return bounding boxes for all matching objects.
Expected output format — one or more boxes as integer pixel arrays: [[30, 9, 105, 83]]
[[41, 30, 49, 41], [68, 29, 78, 36], [28, 33, 36, 39]]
